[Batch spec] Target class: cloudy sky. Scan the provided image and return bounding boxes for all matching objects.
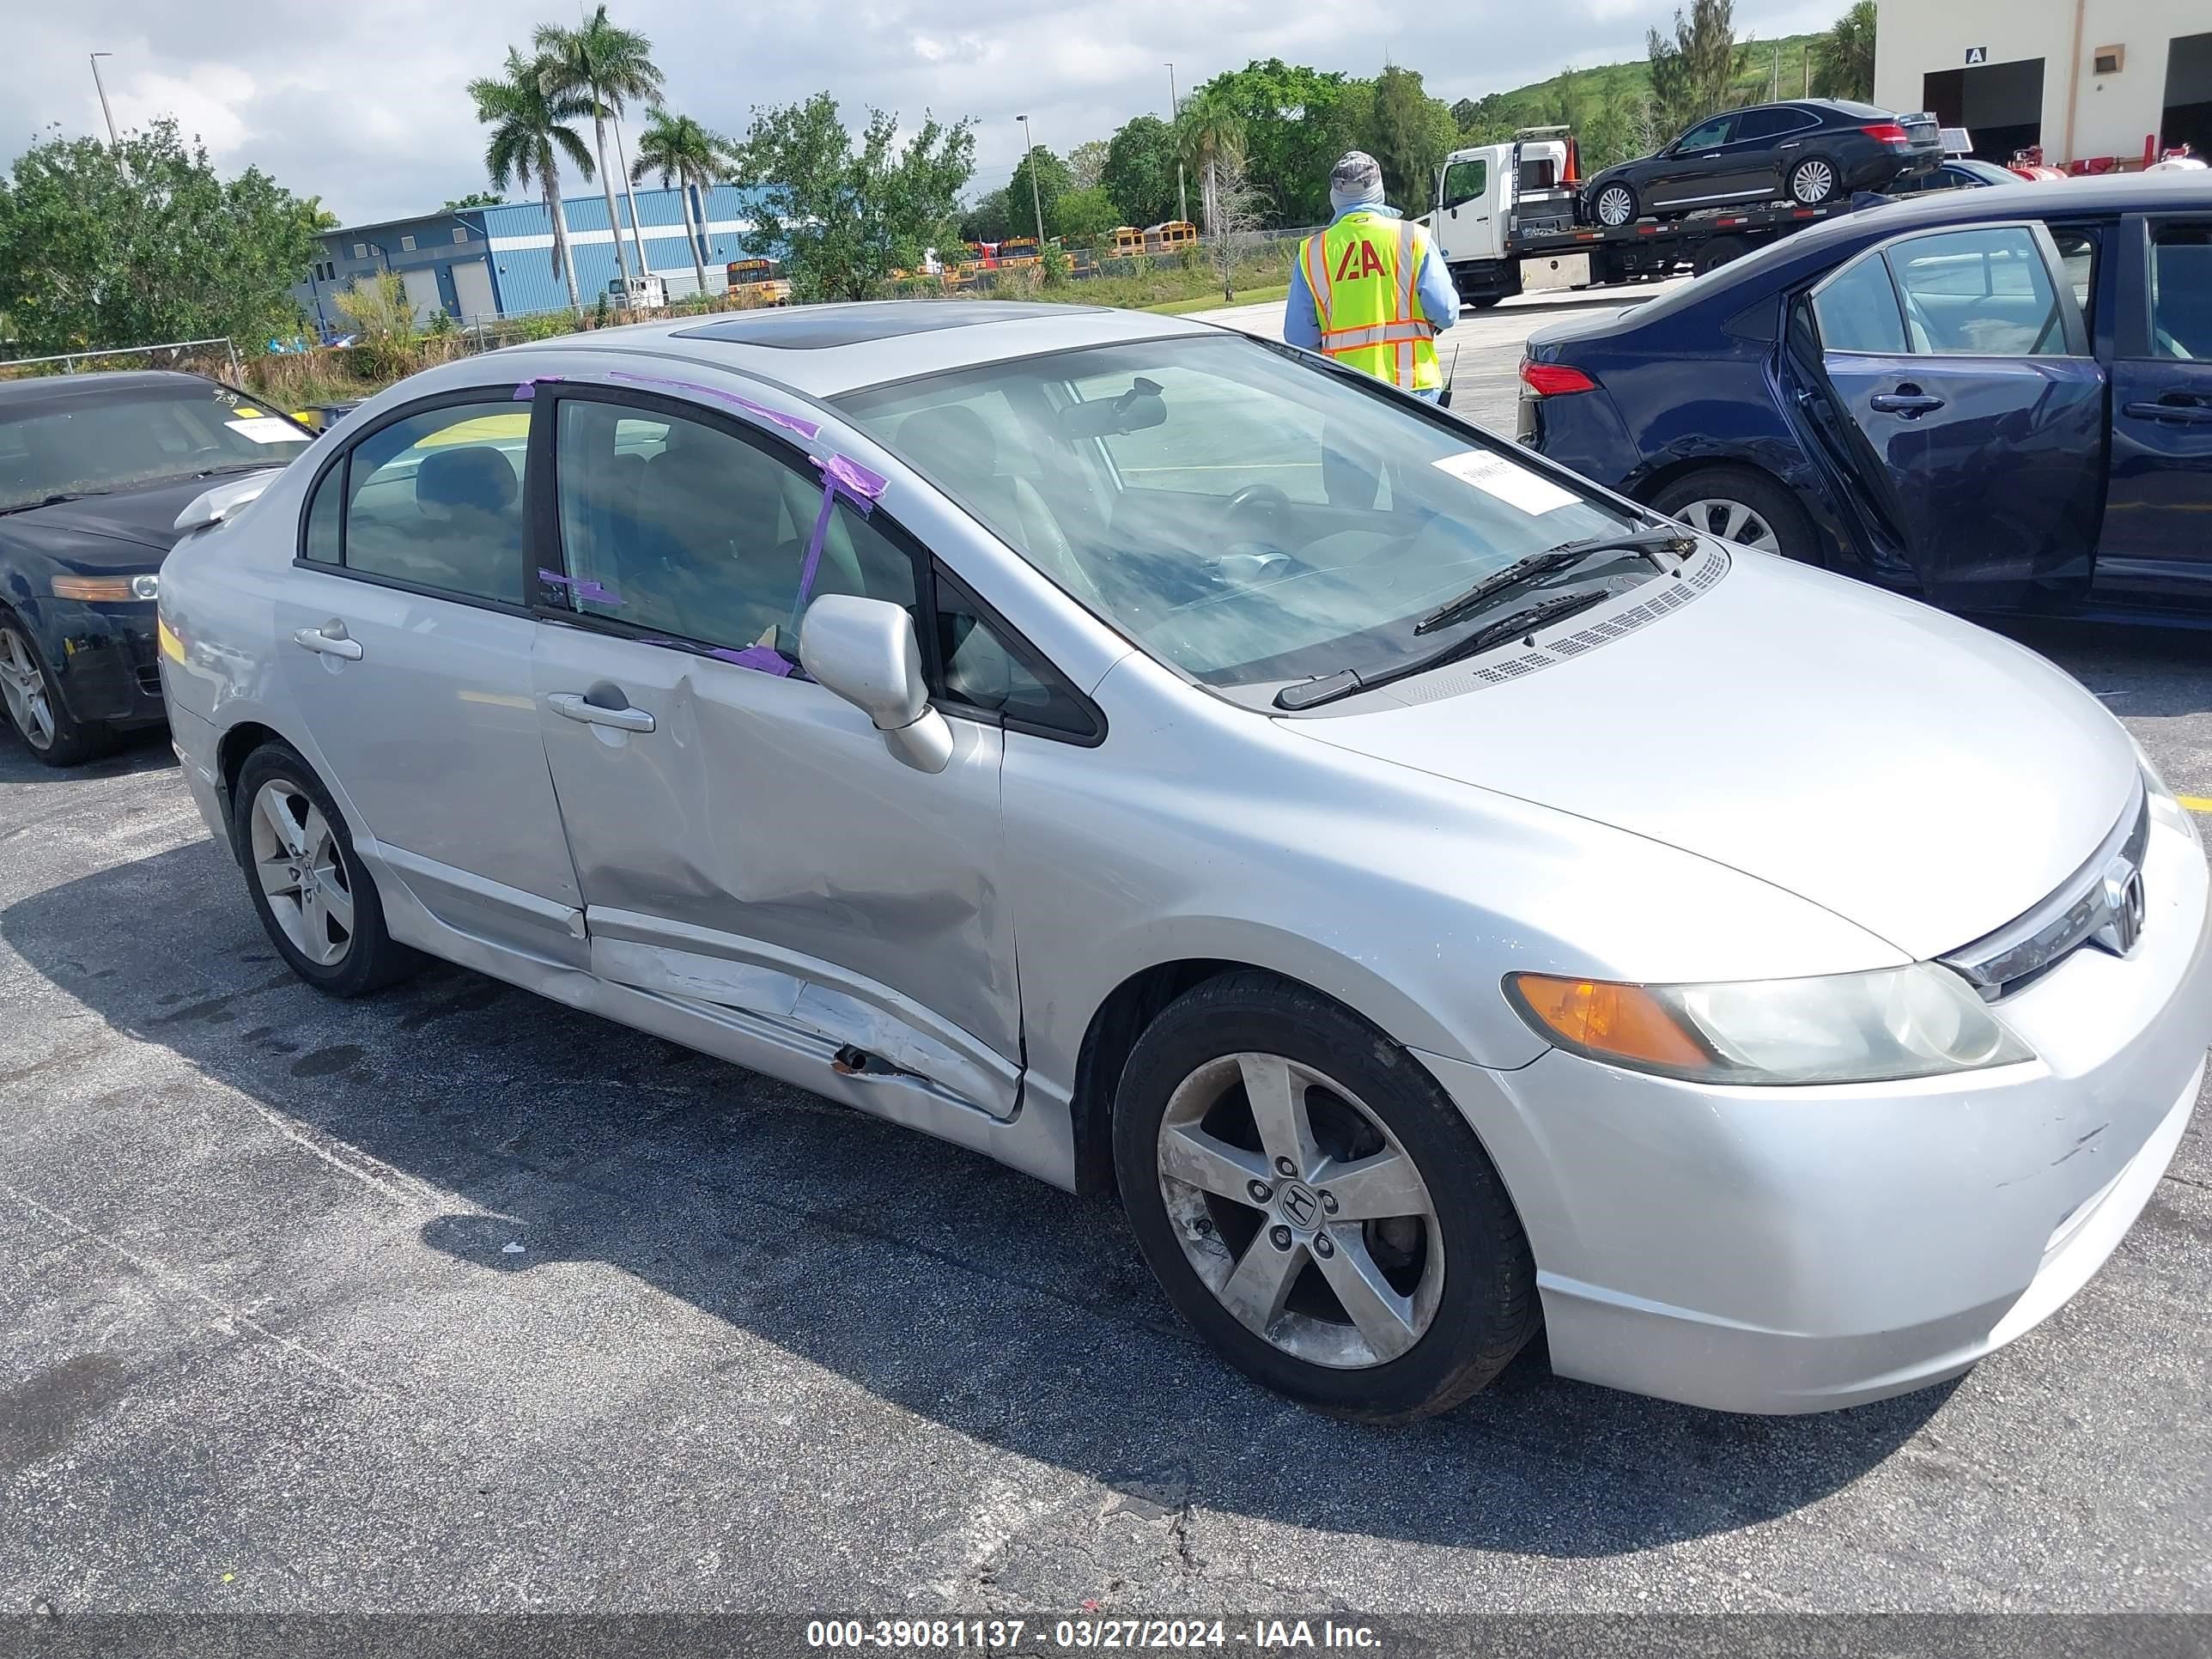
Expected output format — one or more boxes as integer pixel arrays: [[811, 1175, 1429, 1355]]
[[9, 0, 1837, 228]]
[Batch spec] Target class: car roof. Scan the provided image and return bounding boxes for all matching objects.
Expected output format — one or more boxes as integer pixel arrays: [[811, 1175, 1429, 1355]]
[[518, 300, 1218, 398], [0, 368, 216, 404]]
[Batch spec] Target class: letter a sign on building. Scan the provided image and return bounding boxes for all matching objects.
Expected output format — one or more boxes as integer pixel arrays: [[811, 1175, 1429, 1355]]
[[1966, 46, 1989, 64]]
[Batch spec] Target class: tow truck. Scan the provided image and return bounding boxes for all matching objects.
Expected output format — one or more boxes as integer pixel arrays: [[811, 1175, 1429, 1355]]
[[1426, 125, 1862, 307]]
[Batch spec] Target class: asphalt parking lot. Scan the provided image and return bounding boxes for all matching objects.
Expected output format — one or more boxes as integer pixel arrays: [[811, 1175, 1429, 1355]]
[[3, 303, 2208, 1618]]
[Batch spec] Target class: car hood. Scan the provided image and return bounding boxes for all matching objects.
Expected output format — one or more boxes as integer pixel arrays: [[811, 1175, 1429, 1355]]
[[0, 472, 262, 562], [1291, 552, 2139, 960]]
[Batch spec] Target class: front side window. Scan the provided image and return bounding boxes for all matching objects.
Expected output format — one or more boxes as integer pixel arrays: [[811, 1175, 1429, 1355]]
[[1675, 116, 1735, 152], [1440, 159, 1487, 210], [551, 398, 915, 660], [0, 380, 310, 514], [2149, 224, 2212, 360], [841, 337, 1644, 697], [341, 401, 530, 602]]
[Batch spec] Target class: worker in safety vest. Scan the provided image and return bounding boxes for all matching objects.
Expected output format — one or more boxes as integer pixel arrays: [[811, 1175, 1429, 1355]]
[[1284, 151, 1462, 399]]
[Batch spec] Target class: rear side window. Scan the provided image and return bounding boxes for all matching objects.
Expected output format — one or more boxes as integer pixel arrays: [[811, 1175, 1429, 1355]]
[[2149, 225, 2212, 360], [337, 402, 531, 603], [1887, 227, 2069, 356], [1734, 108, 1817, 142], [1811, 252, 1909, 354]]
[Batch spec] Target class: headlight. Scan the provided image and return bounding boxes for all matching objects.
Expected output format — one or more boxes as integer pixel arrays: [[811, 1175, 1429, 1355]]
[[1506, 963, 2034, 1085], [52, 573, 158, 601], [2133, 747, 2199, 847]]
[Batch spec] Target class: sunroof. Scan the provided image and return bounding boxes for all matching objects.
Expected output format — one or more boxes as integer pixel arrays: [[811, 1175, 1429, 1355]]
[[673, 301, 1105, 349]]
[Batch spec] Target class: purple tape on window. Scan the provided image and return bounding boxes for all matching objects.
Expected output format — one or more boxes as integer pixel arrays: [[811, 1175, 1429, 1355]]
[[604, 371, 821, 440], [537, 568, 622, 605], [789, 453, 891, 629], [635, 637, 796, 678], [513, 375, 565, 400]]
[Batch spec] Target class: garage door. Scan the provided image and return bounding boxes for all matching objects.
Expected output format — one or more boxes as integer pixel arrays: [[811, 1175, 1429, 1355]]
[[451, 258, 496, 324], [399, 267, 443, 325]]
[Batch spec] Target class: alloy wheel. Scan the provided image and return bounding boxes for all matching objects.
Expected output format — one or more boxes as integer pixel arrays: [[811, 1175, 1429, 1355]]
[[0, 627, 56, 750], [248, 778, 356, 967], [1674, 496, 1783, 554], [1791, 160, 1836, 204], [1154, 1052, 1444, 1369], [1595, 185, 1636, 227]]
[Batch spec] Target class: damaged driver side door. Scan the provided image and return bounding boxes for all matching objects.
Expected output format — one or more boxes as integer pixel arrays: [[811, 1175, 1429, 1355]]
[[528, 385, 1022, 1116]]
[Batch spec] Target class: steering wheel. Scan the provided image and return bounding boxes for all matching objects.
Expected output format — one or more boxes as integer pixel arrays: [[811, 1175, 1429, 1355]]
[[1221, 482, 1294, 550]]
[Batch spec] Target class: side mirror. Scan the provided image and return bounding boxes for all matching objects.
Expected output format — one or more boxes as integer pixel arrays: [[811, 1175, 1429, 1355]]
[[799, 595, 953, 774]]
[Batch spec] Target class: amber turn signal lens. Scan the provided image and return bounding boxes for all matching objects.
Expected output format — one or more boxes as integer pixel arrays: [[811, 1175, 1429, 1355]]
[[1508, 974, 1711, 1069], [52, 574, 156, 602]]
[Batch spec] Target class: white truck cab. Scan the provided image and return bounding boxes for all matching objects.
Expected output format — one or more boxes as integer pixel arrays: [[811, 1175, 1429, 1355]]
[[1429, 128, 1577, 266], [608, 273, 669, 312]]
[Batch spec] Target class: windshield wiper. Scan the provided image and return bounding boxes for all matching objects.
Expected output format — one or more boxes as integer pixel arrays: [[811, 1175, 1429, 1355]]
[[1412, 526, 1692, 636], [1275, 587, 1617, 710], [192, 461, 285, 478], [0, 492, 90, 517]]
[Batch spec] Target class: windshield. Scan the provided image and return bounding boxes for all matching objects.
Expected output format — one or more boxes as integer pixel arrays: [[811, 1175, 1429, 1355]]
[[0, 380, 307, 512], [839, 337, 1644, 693]]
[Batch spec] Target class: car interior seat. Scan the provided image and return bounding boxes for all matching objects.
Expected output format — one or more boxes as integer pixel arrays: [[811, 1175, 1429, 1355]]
[[896, 406, 1104, 609]]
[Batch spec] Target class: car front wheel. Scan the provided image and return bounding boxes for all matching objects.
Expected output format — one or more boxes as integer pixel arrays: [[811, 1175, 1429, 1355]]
[[0, 611, 115, 767], [1113, 972, 1539, 1422], [1591, 182, 1639, 227], [232, 742, 421, 997]]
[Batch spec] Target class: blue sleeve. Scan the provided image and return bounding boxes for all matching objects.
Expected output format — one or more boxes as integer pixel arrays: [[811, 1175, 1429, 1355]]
[[1417, 238, 1462, 329], [1284, 252, 1322, 350]]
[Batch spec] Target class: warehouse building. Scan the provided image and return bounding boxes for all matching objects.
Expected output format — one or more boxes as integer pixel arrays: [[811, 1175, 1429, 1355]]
[[1875, 0, 2211, 167], [294, 184, 767, 331]]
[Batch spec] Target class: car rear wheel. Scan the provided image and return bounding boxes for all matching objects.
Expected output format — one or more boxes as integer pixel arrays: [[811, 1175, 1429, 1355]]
[[1113, 971, 1539, 1422], [1592, 182, 1639, 227], [0, 611, 114, 768], [1789, 157, 1838, 205], [1651, 465, 1820, 563], [233, 742, 421, 998]]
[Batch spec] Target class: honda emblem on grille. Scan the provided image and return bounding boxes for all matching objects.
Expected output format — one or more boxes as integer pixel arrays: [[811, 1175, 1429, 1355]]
[[2096, 854, 2147, 957]]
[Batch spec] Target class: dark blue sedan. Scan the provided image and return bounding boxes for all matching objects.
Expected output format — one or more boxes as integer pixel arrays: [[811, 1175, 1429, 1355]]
[[1518, 173, 2212, 623]]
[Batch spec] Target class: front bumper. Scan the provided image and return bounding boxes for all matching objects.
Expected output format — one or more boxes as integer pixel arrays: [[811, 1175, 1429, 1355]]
[[1425, 797, 2212, 1413], [167, 698, 232, 850], [43, 599, 167, 728]]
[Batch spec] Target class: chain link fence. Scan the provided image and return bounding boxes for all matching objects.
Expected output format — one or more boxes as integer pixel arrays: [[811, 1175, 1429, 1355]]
[[0, 337, 243, 384]]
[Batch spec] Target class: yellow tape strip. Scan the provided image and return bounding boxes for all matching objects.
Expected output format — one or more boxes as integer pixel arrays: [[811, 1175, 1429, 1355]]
[[2179, 796, 2212, 815]]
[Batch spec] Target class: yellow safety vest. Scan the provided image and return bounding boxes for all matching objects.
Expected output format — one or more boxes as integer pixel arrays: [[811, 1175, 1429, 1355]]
[[1300, 211, 1443, 391]]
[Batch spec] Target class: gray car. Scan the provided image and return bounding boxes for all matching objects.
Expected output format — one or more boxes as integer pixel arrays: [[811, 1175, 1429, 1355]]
[[158, 301, 2210, 1421]]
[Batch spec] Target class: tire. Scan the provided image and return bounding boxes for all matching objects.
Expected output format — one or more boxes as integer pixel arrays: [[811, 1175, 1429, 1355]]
[[231, 741, 422, 998], [0, 609, 117, 768], [1590, 181, 1639, 228], [1650, 465, 1821, 564], [1468, 295, 1504, 311], [1691, 235, 1749, 277], [1788, 156, 1838, 206], [1112, 971, 1539, 1423]]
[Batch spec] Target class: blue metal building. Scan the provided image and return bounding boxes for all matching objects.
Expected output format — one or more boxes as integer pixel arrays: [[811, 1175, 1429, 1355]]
[[292, 185, 768, 329]]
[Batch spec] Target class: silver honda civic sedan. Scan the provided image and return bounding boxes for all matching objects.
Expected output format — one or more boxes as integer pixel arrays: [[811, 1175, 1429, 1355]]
[[157, 301, 2209, 1420]]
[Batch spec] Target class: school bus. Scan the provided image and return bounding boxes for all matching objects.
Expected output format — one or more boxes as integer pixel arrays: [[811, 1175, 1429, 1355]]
[[725, 258, 793, 307], [1144, 221, 1198, 255], [1109, 226, 1146, 258], [998, 236, 1042, 265]]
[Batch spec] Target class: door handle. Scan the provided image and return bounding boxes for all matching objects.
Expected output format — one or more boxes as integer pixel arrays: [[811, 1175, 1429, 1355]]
[[292, 623, 363, 660], [2123, 400, 2212, 425], [548, 691, 655, 732], [1869, 391, 1947, 416]]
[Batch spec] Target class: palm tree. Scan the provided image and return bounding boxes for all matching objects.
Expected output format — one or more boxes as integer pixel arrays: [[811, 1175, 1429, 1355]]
[[1175, 94, 1245, 245], [470, 48, 596, 317], [630, 107, 732, 301], [535, 6, 664, 287]]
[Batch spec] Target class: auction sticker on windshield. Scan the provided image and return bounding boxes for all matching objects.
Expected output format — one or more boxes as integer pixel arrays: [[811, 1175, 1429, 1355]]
[[1433, 448, 1579, 515], [225, 416, 305, 444]]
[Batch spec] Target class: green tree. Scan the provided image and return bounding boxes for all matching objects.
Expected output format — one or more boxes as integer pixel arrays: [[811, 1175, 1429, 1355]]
[[1176, 92, 1245, 235], [1050, 185, 1121, 245], [1007, 146, 1073, 242], [1188, 60, 1366, 227], [441, 189, 504, 210], [1363, 65, 1456, 212], [0, 118, 323, 355], [1647, 0, 1748, 135], [471, 47, 595, 316], [1102, 114, 1181, 228], [631, 106, 732, 300], [1067, 138, 1109, 191], [958, 187, 1014, 244], [731, 93, 975, 301], [535, 4, 664, 287], [1812, 1, 1877, 100]]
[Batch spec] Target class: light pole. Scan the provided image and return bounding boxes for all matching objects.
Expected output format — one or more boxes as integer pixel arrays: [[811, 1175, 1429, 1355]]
[[1166, 64, 1188, 225], [1017, 114, 1047, 248], [88, 52, 118, 148]]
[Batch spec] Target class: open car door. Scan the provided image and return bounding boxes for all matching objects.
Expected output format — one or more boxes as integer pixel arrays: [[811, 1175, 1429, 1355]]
[[1786, 220, 2106, 610]]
